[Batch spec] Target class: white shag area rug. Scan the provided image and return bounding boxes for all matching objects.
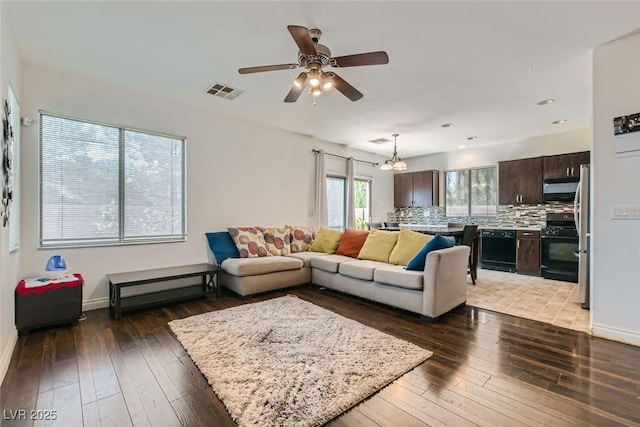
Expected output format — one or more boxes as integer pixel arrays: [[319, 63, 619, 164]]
[[168, 295, 432, 426]]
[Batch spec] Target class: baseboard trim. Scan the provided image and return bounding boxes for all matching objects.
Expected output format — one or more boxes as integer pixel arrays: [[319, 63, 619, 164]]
[[0, 329, 18, 384], [591, 322, 640, 347], [83, 297, 109, 311]]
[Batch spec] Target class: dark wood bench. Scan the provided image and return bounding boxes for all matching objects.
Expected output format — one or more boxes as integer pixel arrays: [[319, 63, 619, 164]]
[[106, 263, 221, 319]]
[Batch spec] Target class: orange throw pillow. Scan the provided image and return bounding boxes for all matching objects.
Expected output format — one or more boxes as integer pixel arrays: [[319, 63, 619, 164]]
[[335, 229, 369, 258]]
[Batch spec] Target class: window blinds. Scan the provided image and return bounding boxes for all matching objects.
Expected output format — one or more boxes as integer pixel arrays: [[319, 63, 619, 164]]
[[39, 113, 185, 247]]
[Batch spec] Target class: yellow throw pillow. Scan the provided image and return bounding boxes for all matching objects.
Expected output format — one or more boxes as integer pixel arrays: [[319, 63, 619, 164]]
[[357, 229, 400, 263], [389, 228, 433, 265], [308, 228, 343, 254]]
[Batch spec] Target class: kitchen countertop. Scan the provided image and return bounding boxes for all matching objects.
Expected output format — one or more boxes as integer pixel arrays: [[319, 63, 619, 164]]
[[479, 226, 542, 231], [399, 224, 542, 231]]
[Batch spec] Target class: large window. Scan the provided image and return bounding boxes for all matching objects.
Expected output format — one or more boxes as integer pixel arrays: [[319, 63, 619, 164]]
[[354, 179, 371, 230], [39, 112, 185, 247], [326, 176, 346, 230], [326, 176, 372, 230], [445, 167, 496, 217]]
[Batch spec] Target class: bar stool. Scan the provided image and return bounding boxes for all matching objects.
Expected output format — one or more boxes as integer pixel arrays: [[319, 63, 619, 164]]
[[458, 224, 479, 285]]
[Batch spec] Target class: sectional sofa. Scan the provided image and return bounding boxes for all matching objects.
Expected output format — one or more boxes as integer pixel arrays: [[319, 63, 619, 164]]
[[210, 227, 470, 322]]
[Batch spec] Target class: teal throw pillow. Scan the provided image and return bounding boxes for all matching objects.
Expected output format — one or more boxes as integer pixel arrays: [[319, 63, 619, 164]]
[[206, 232, 240, 265], [405, 234, 455, 271]]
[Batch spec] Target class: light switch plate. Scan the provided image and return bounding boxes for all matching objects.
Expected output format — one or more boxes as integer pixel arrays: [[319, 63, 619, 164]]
[[611, 205, 640, 220]]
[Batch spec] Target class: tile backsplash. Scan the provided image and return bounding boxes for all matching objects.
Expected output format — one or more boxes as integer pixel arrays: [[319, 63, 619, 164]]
[[387, 202, 575, 228]]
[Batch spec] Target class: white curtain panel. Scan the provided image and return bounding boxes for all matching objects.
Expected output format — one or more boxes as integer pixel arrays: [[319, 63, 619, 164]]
[[346, 157, 355, 229], [315, 150, 328, 229]]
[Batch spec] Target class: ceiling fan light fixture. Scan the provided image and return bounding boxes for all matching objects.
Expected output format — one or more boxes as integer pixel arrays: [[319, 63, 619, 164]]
[[321, 73, 333, 91], [308, 69, 321, 87], [293, 72, 308, 89], [310, 87, 322, 96], [239, 25, 389, 103]]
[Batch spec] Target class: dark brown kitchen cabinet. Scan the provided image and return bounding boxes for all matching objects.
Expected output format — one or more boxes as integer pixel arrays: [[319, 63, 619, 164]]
[[498, 157, 543, 205], [394, 173, 413, 207], [516, 230, 540, 276], [412, 170, 438, 207], [543, 151, 590, 180], [394, 170, 439, 207]]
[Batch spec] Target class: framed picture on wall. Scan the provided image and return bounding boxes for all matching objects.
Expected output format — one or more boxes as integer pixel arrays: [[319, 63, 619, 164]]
[[613, 112, 640, 136]]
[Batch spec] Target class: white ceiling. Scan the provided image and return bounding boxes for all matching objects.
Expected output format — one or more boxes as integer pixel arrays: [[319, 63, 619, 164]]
[[5, 1, 640, 158]]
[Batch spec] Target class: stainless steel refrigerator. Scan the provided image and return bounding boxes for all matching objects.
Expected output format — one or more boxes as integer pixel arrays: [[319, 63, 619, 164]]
[[574, 164, 590, 309]]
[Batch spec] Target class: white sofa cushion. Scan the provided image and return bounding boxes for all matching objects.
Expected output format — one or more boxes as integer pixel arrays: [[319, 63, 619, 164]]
[[221, 257, 303, 277], [339, 260, 390, 281], [310, 255, 354, 273], [374, 265, 423, 290], [286, 251, 330, 267]]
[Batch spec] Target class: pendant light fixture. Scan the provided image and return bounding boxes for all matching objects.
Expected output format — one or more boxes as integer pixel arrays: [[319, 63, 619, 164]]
[[380, 133, 407, 171]]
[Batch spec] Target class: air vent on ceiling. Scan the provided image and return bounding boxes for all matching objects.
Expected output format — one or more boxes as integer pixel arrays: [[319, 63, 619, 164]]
[[206, 82, 244, 100], [368, 138, 391, 144]]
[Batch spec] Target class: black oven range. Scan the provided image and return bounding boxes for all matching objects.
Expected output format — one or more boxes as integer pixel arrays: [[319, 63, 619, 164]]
[[540, 213, 579, 282]]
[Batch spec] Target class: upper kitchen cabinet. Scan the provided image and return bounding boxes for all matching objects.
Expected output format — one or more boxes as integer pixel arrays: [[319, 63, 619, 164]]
[[543, 151, 590, 180], [498, 157, 543, 205], [394, 170, 439, 207], [394, 173, 413, 207]]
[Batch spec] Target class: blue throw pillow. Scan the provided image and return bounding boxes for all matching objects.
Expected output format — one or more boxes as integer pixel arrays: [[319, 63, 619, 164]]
[[405, 234, 456, 271], [205, 232, 240, 265]]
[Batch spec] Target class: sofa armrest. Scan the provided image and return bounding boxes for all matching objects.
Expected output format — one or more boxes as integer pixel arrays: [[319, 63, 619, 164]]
[[422, 245, 470, 319]]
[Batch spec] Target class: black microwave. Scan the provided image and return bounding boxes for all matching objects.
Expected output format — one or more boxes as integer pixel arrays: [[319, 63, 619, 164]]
[[543, 177, 579, 202]]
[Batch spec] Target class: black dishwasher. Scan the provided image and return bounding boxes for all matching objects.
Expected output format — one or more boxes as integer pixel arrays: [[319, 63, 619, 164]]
[[481, 229, 516, 272]]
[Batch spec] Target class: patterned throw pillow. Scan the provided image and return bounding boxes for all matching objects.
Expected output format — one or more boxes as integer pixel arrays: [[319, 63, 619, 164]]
[[287, 225, 316, 253], [261, 227, 291, 256], [227, 227, 270, 258]]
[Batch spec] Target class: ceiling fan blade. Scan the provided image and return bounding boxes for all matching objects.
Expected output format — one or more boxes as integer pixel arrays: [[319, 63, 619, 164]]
[[284, 83, 306, 103], [328, 73, 363, 101], [331, 51, 389, 68], [238, 64, 298, 74], [287, 25, 317, 56]]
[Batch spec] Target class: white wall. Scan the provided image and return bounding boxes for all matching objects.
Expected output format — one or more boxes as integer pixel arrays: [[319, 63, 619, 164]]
[[0, 4, 22, 381], [591, 32, 640, 346], [18, 63, 394, 310], [404, 128, 591, 205], [406, 128, 590, 171]]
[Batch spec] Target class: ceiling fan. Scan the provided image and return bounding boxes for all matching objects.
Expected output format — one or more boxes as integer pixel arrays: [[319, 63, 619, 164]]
[[238, 25, 389, 103]]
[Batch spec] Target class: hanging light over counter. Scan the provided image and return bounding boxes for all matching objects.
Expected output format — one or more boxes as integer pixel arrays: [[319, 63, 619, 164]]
[[380, 134, 407, 171]]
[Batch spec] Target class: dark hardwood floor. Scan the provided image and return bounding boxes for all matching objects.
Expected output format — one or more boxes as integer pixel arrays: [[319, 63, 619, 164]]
[[2, 285, 640, 426]]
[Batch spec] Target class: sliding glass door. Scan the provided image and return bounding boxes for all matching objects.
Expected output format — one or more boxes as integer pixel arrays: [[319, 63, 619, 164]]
[[326, 176, 372, 230]]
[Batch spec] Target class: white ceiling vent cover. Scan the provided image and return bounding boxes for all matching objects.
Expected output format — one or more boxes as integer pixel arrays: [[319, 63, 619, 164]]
[[368, 138, 391, 144], [206, 82, 244, 100]]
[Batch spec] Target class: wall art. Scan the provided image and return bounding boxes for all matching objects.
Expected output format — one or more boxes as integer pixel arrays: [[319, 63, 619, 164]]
[[2, 99, 13, 226]]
